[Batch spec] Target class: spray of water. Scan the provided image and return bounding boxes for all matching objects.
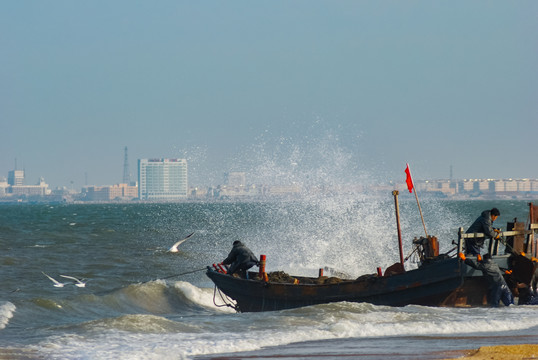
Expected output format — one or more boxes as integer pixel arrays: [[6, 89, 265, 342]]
[[173, 121, 476, 277], [196, 125, 401, 277]]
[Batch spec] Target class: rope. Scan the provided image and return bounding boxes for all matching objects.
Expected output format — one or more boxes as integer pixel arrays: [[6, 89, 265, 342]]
[[160, 267, 207, 280], [404, 245, 420, 263], [141, 267, 207, 286], [212, 285, 239, 311]]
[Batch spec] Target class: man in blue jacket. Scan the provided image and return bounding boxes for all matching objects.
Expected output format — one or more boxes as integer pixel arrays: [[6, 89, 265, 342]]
[[222, 241, 259, 277], [465, 208, 501, 255]]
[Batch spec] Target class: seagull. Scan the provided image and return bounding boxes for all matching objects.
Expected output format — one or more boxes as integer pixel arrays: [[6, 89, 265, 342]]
[[168, 232, 195, 253], [42, 272, 67, 288], [60, 275, 87, 288]]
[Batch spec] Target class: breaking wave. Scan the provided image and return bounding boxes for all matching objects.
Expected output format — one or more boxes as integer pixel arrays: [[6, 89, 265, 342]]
[[0, 302, 15, 330], [68, 280, 235, 316], [29, 301, 538, 360]]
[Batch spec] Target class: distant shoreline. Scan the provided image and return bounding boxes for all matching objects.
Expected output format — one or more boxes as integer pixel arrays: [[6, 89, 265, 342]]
[[1, 196, 538, 205], [2, 193, 538, 205]]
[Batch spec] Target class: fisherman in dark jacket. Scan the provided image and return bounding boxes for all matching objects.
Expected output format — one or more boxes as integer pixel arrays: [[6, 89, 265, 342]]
[[222, 241, 259, 277], [465, 208, 501, 255], [459, 252, 513, 307]]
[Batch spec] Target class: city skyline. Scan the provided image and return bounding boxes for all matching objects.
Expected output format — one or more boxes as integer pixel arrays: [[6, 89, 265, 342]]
[[3, 150, 538, 202], [2, 165, 538, 203], [2, 159, 538, 191], [2, 2, 537, 188]]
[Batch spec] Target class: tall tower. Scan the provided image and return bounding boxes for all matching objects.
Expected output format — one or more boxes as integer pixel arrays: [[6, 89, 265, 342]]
[[123, 146, 130, 184]]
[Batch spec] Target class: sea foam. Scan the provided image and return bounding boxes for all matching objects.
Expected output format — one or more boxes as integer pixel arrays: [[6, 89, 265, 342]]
[[0, 302, 16, 330], [172, 281, 235, 313]]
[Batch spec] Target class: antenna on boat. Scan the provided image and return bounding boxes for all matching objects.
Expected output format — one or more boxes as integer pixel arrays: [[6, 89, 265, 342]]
[[405, 163, 428, 238]]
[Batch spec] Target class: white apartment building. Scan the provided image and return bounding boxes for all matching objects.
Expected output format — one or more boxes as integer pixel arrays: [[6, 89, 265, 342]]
[[138, 158, 188, 200]]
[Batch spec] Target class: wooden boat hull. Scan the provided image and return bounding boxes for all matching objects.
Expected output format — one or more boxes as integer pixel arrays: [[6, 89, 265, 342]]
[[207, 257, 471, 312]]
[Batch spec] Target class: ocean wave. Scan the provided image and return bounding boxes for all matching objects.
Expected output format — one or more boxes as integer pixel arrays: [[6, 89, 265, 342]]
[[171, 281, 235, 313], [281, 301, 538, 339], [19, 280, 232, 330], [80, 314, 202, 334], [26, 300, 538, 360], [83, 280, 234, 316], [0, 302, 16, 330], [31, 297, 65, 311]]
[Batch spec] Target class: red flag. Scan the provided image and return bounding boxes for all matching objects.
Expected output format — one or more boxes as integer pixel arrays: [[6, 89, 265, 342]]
[[405, 163, 414, 193]]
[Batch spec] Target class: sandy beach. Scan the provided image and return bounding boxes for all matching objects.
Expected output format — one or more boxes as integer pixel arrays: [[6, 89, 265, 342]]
[[445, 344, 538, 360]]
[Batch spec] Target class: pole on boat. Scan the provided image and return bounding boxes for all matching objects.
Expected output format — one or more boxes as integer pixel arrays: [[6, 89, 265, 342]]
[[392, 190, 404, 265], [405, 163, 428, 238], [528, 202, 536, 257]]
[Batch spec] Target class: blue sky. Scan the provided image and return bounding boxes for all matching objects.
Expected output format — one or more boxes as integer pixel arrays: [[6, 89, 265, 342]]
[[1, 1, 537, 188]]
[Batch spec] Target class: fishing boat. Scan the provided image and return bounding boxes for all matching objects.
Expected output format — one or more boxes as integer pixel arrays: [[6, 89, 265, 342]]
[[207, 196, 538, 312]]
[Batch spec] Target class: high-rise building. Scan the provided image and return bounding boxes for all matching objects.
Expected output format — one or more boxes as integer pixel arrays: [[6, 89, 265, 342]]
[[8, 170, 24, 186], [138, 158, 188, 200]]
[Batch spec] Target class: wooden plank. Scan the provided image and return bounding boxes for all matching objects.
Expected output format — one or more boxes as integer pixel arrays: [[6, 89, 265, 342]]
[[461, 230, 533, 239]]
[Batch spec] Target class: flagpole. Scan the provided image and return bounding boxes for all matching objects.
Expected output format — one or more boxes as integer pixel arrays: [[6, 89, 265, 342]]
[[414, 183, 428, 238], [406, 164, 428, 238]]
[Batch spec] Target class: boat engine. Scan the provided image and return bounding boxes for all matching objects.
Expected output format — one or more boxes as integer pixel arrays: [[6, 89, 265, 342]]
[[413, 236, 439, 261]]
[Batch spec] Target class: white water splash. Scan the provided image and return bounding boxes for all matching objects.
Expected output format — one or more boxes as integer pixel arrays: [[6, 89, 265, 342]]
[[0, 302, 16, 330]]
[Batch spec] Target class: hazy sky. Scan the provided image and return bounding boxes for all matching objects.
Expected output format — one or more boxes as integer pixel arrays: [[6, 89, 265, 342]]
[[2, 1, 537, 189]]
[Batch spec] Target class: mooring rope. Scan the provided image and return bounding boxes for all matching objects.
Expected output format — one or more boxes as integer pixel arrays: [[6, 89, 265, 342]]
[[212, 285, 238, 311]]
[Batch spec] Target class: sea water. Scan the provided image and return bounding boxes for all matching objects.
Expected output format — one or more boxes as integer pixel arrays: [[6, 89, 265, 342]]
[[1, 199, 537, 359]]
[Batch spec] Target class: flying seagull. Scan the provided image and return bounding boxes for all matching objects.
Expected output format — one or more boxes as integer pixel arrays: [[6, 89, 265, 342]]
[[169, 232, 195, 253], [60, 275, 87, 288], [42, 272, 66, 288]]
